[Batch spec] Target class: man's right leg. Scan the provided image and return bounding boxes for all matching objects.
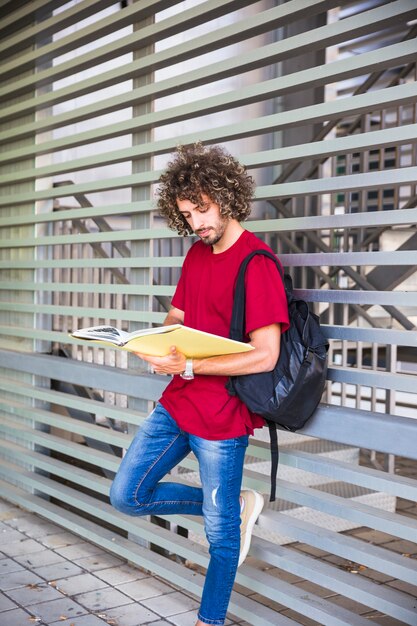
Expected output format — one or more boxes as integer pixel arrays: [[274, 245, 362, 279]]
[[110, 404, 203, 517]]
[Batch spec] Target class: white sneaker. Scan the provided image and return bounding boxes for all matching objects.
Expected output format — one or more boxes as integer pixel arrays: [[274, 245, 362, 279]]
[[238, 489, 264, 567]]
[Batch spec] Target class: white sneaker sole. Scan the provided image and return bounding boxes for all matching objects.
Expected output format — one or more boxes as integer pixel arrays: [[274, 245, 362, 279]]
[[238, 490, 264, 567]]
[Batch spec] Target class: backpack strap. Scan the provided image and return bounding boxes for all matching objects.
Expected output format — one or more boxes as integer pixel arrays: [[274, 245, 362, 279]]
[[230, 249, 285, 502], [229, 249, 284, 342]]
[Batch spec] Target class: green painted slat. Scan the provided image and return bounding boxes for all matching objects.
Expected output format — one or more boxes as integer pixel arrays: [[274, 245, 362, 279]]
[[0, 468, 377, 626], [0, 0, 117, 62], [2, 0, 414, 148], [0, 283, 415, 305], [0, 0, 336, 114], [3, 159, 417, 210], [0, 419, 120, 472], [0, 396, 130, 447], [0, 440, 109, 495], [3, 119, 417, 190], [275, 478, 417, 543], [0, 0, 259, 99], [257, 512, 417, 587], [0, 205, 416, 233], [0, 282, 175, 295], [0, 0, 180, 61], [2, 43, 416, 169], [0, 256, 184, 269], [0, 0, 69, 39], [0, 376, 146, 424], [0, 301, 166, 323]]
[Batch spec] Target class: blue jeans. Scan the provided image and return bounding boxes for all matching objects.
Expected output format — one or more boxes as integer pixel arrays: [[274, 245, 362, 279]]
[[110, 404, 248, 625]]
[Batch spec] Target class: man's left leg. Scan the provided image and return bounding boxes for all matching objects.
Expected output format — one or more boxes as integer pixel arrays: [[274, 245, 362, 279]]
[[190, 434, 248, 626]]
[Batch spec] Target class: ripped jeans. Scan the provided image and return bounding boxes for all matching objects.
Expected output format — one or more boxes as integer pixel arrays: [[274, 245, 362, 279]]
[[110, 403, 248, 626]]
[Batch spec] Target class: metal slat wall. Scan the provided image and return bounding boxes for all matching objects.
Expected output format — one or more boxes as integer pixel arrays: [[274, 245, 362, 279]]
[[0, 1, 417, 624]]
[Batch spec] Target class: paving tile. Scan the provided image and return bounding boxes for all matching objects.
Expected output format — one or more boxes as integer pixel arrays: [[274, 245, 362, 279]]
[[55, 542, 109, 561], [0, 557, 24, 575], [141, 591, 199, 618], [386, 578, 417, 596], [103, 601, 161, 626], [39, 531, 85, 549], [1, 538, 46, 558], [0, 591, 18, 611], [6, 581, 63, 606], [14, 549, 66, 569], [168, 612, 237, 626], [116, 577, 176, 601], [74, 586, 133, 611], [95, 564, 148, 586], [75, 553, 125, 572], [55, 572, 108, 596], [33, 560, 85, 581], [279, 609, 321, 625], [0, 527, 28, 544], [0, 504, 23, 521], [5, 515, 62, 538], [55, 615, 108, 625], [0, 607, 35, 625], [0, 569, 45, 591], [27, 596, 87, 623], [382, 539, 417, 556]]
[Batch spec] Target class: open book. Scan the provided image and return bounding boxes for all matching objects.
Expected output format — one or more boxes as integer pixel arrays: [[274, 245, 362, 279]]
[[70, 324, 254, 358]]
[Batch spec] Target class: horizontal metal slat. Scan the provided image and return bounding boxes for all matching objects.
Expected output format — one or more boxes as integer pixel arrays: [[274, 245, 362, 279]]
[[2, 349, 416, 458], [0, 0, 262, 99], [0, 254, 184, 268], [3, 119, 417, 189], [2, 0, 415, 147], [3, 372, 416, 502], [0, 482, 300, 626], [0, 466, 373, 626], [328, 366, 417, 393], [0, 0, 337, 107], [1, 280, 415, 306], [0, 301, 165, 324], [0, 282, 175, 295], [1, 206, 416, 234], [0, 0, 69, 39], [322, 325, 417, 347], [0, 375, 145, 425], [257, 511, 417, 586], [0, 439, 109, 496], [0, 418, 120, 473], [0, 349, 167, 402], [3, 45, 416, 170], [0, 397, 130, 448], [3, 439, 414, 623], [3, 372, 416, 501], [250, 538, 417, 625], [0, 0, 117, 62], [272, 478, 417, 543], [0, 0, 180, 62], [294, 288, 417, 306]]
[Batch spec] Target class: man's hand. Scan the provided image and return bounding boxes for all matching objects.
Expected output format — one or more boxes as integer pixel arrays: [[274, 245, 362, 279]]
[[134, 346, 186, 376]]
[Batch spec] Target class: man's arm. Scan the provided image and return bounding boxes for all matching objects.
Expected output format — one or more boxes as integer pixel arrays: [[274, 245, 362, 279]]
[[135, 323, 281, 377], [163, 306, 185, 326]]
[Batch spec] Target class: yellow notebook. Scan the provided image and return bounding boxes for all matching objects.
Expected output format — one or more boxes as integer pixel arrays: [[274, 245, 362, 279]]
[[70, 324, 253, 358]]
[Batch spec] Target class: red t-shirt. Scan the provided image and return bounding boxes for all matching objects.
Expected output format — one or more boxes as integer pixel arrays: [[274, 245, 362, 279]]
[[160, 230, 289, 440]]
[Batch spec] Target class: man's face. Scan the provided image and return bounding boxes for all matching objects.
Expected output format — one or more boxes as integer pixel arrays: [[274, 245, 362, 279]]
[[176, 194, 228, 247]]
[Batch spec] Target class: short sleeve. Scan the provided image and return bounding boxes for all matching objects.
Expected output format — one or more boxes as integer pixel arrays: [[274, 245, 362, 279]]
[[244, 255, 289, 337]]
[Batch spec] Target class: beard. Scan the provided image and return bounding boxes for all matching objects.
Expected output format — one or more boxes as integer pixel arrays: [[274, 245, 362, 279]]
[[196, 217, 228, 246]]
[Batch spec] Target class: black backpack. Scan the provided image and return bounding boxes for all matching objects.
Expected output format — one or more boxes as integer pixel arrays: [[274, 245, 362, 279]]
[[226, 250, 329, 501]]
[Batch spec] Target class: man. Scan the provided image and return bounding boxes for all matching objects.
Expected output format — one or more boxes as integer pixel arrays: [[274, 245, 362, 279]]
[[110, 143, 289, 626]]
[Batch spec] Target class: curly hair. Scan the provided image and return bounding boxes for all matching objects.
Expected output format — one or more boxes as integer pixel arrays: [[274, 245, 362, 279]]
[[156, 143, 255, 236]]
